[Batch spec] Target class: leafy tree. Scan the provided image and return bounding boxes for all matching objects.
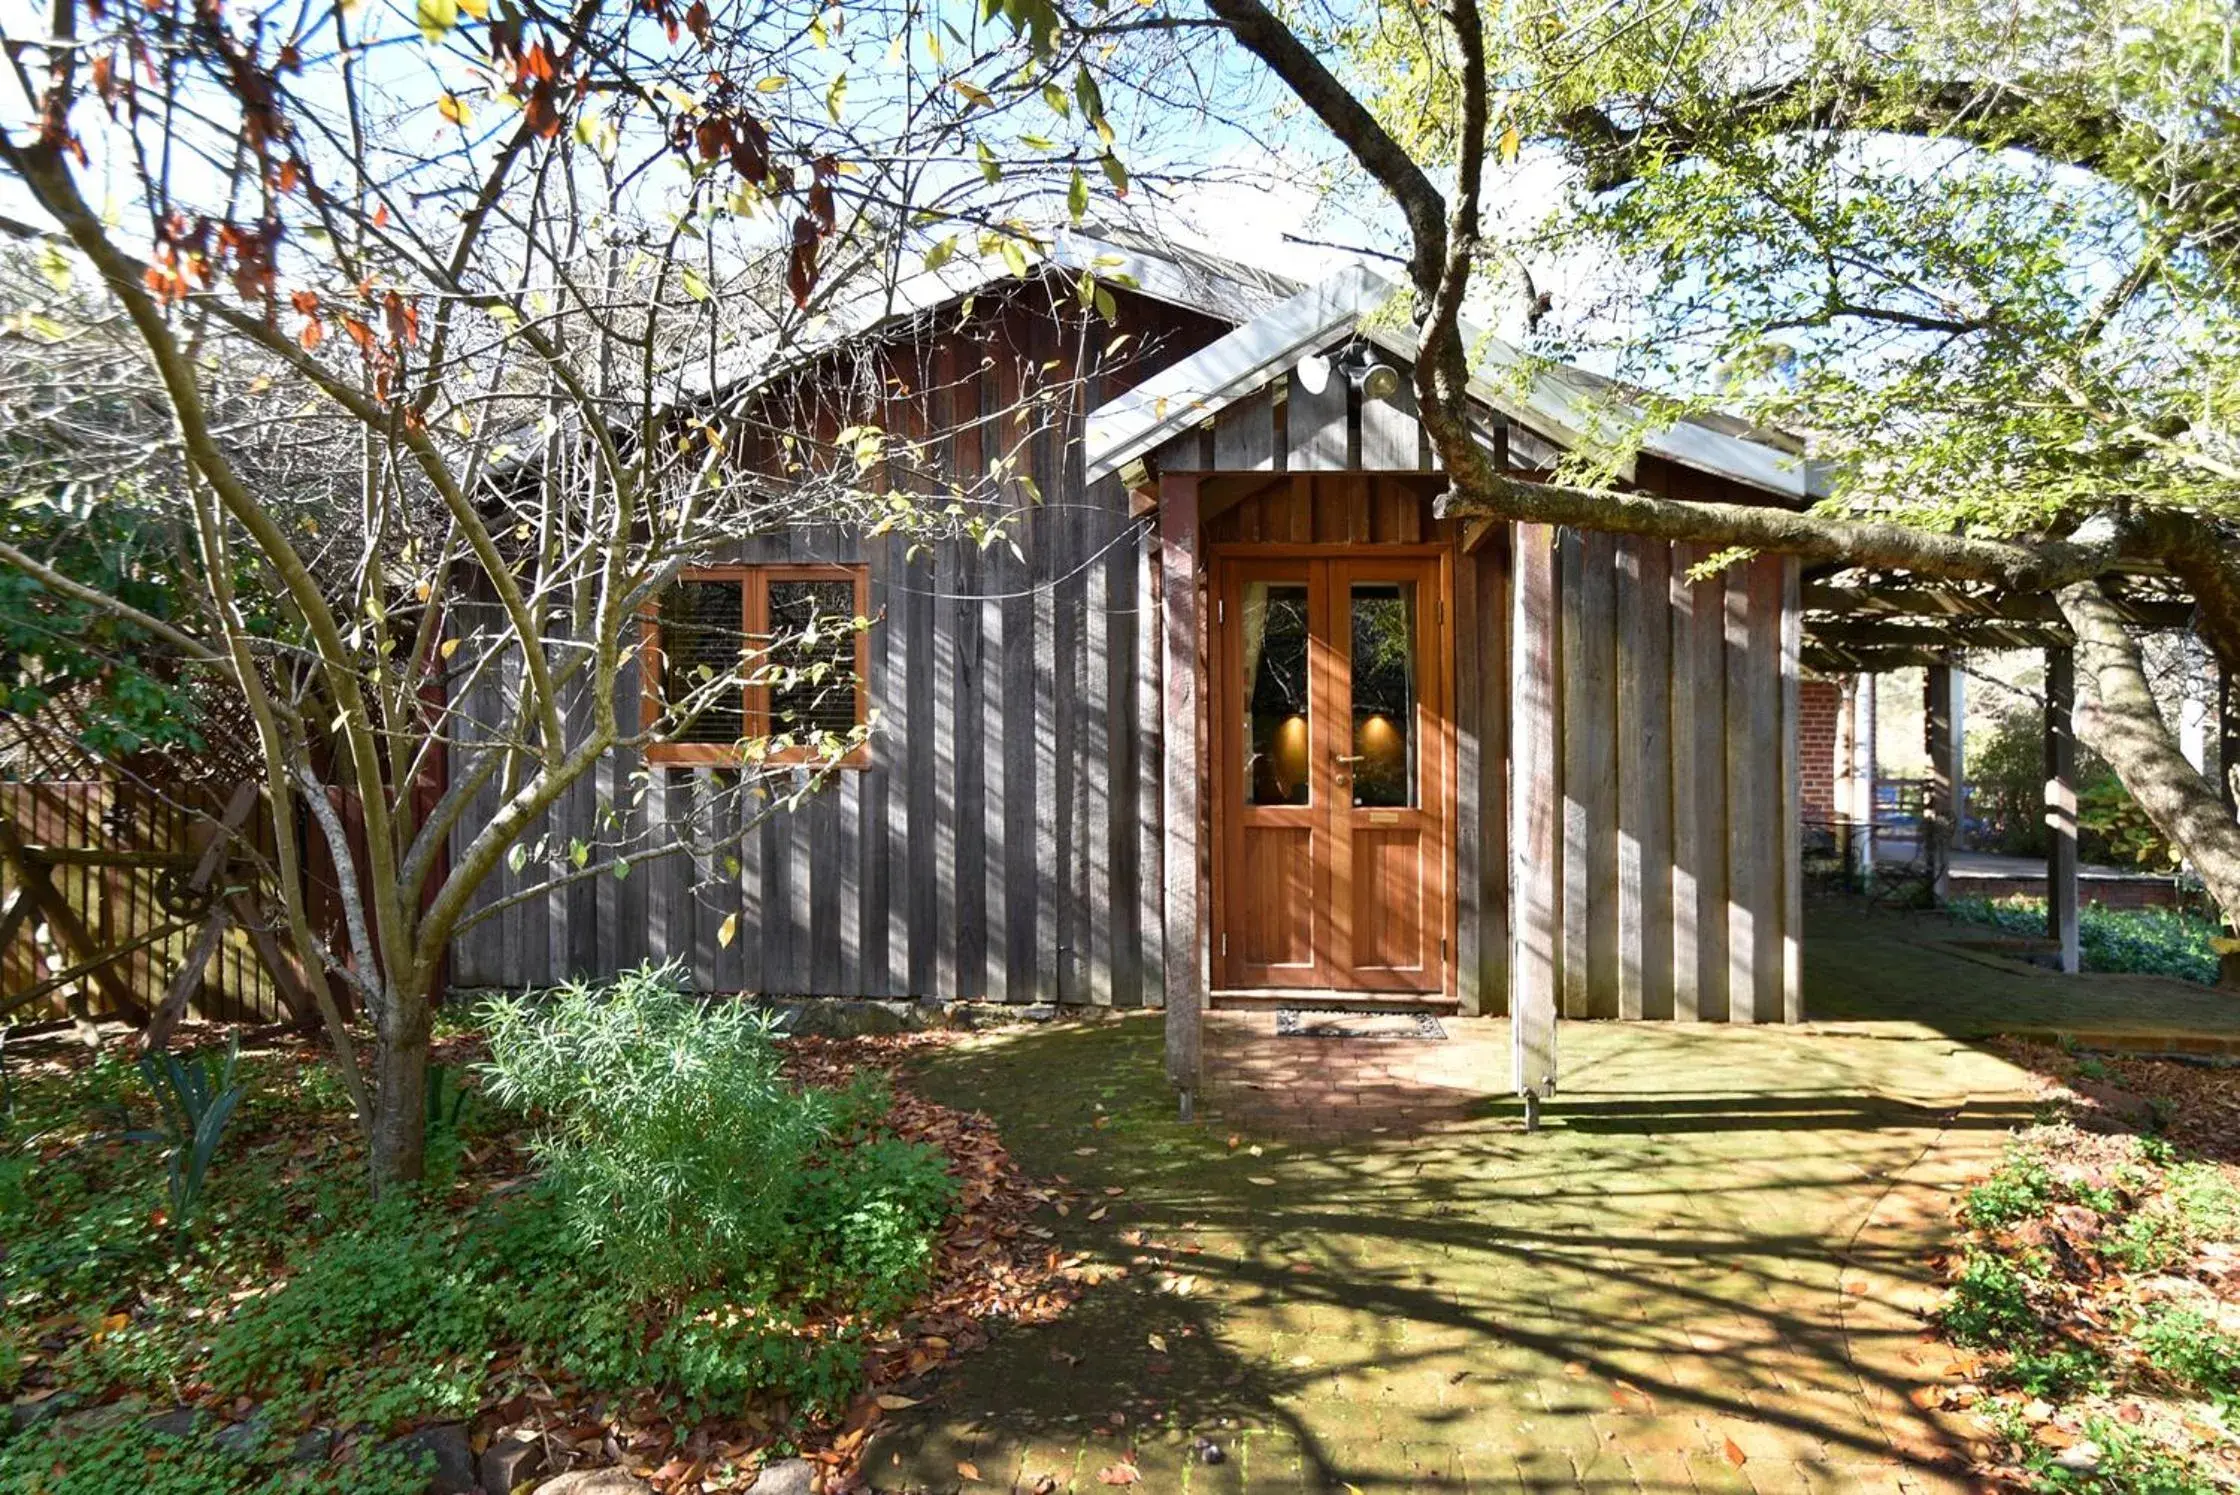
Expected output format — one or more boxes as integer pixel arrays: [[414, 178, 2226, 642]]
[[0, 0, 1181, 1187], [1110, 0, 2240, 925]]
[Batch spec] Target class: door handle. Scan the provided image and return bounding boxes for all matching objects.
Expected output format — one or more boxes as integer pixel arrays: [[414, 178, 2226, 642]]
[[1333, 754, 1366, 765]]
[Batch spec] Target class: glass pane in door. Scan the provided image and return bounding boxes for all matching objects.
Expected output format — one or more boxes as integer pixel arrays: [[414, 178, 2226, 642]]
[[1243, 581, 1312, 806], [1350, 582, 1416, 808]]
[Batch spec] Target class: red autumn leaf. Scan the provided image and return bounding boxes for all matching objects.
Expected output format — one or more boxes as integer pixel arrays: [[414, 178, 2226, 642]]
[[341, 316, 374, 352], [1096, 1462, 1141, 1486], [290, 288, 320, 316], [298, 317, 325, 351], [1723, 1437, 1748, 1468]]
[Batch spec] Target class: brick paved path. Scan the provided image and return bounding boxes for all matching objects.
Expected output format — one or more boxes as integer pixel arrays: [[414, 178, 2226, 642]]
[[875, 1014, 2035, 1494]]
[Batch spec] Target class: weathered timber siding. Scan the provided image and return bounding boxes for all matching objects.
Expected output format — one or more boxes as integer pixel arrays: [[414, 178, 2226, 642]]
[[447, 286, 1229, 1003], [1508, 529, 1803, 1024]]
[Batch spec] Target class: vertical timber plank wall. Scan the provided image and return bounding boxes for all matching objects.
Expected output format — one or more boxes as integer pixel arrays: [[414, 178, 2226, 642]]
[[444, 292, 1218, 1004], [1512, 531, 1801, 1024]]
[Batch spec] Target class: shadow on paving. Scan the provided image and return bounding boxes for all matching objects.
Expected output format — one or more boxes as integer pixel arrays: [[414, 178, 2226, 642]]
[[1800, 894, 2240, 1041], [869, 1015, 2026, 1495]]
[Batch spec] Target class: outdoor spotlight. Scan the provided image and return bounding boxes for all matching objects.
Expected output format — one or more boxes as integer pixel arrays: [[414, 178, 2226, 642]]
[[1294, 352, 1334, 395], [1356, 362, 1401, 402]]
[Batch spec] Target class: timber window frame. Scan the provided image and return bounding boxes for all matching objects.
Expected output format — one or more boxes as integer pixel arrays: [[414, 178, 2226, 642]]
[[641, 564, 872, 768]]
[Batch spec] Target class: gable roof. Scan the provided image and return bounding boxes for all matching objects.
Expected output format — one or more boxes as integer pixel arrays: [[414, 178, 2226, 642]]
[[1082, 264, 1831, 502], [687, 226, 1296, 408]]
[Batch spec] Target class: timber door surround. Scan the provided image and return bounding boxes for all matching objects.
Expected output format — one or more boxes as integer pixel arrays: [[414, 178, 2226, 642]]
[[1210, 550, 1454, 997]]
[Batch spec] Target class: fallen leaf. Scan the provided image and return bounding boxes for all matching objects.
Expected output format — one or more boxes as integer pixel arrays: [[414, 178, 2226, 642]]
[[1247, 1176, 1278, 1187], [957, 1461, 982, 1481], [1147, 1334, 1167, 1352], [1723, 1437, 1747, 1468], [876, 1394, 919, 1410], [1096, 1462, 1142, 1486]]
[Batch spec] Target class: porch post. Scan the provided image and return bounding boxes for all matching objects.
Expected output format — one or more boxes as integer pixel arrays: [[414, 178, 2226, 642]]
[[1924, 663, 1959, 901], [1509, 523, 1560, 1118], [1158, 473, 1204, 1117], [2045, 647, 2081, 974]]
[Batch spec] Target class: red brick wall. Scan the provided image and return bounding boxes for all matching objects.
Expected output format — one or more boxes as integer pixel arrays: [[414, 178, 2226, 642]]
[[1800, 678, 1843, 822]]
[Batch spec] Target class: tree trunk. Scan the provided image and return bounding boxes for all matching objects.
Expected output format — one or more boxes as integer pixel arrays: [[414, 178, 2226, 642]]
[[368, 979, 432, 1191], [2057, 580, 2240, 925]]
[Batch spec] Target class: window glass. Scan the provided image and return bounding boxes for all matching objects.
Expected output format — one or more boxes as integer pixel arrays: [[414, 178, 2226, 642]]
[[764, 578, 860, 740], [1350, 582, 1416, 808], [658, 579, 746, 744], [1243, 581, 1312, 806]]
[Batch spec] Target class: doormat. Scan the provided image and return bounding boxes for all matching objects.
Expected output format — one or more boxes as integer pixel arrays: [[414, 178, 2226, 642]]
[[1275, 1008, 1447, 1041]]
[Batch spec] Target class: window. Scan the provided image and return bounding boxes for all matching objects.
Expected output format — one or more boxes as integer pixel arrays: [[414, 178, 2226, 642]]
[[642, 565, 871, 766]]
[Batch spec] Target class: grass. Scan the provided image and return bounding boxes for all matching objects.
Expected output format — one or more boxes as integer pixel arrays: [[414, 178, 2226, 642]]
[[1944, 896, 2225, 985]]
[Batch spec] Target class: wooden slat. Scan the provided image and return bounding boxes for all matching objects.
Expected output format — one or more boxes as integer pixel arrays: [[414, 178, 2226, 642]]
[[933, 542, 961, 997], [1723, 565, 1763, 1021], [905, 549, 937, 993], [1778, 556, 1802, 1023], [1212, 387, 1277, 472], [1286, 369, 1348, 471], [1084, 501, 1114, 1004], [862, 533, 895, 996], [1617, 539, 1675, 1020], [810, 779, 842, 993], [1136, 529, 1167, 1009], [1360, 380, 1419, 471], [1510, 524, 1559, 1098], [1159, 474, 1202, 1104], [1456, 540, 1484, 1017], [1667, 545, 1701, 1022], [838, 768, 862, 996], [1690, 551, 1732, 1020], [1033, 501, 1062, 1002]]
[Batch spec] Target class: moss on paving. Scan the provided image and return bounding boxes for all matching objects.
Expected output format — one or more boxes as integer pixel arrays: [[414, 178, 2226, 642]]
[[873, 1016, 2033, 1495], [1802, 900, 2240, 1040]]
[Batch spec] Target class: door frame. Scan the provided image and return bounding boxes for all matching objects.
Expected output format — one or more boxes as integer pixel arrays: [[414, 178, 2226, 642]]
[[1206, 542, 1458, 1000]]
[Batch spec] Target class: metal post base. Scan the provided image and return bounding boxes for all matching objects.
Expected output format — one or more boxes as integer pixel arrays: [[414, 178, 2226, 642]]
[[1523, 1091, 1541, 1134], [1178, 1086, 1195, 1123]]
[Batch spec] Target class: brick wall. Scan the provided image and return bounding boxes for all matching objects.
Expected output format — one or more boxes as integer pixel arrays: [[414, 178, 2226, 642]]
[[1800, 678, 1843, 823]]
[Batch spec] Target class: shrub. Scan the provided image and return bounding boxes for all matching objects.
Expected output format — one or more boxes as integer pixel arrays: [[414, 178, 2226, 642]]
[[1945, 897, 2222, 985], [480, 966, 958, 1313], [480, 967, 835, 1299]]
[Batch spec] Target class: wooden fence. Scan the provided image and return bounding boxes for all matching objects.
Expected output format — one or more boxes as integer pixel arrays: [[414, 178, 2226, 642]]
[[0, 782, 292, 1025]]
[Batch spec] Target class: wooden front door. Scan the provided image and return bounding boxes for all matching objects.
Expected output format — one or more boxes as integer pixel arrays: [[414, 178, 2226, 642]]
[[1213, 553, 1451, 994]]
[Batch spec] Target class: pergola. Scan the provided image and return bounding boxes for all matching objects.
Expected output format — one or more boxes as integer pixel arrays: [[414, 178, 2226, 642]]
[[1800, 565, 2236, 972]]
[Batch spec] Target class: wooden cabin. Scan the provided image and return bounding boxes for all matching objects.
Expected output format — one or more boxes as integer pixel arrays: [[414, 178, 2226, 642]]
[[446, 237, 1827, 1105]]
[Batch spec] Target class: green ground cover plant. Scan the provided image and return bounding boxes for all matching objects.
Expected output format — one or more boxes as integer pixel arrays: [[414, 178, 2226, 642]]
[[0, 967, 968, 1493], [1933, 1123, 2240, 1495], [1945, 896, 2223, 984]]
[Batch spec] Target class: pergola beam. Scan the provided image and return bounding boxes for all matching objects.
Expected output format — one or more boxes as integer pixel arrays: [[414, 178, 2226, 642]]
[[1804, 581, 2194, 631]]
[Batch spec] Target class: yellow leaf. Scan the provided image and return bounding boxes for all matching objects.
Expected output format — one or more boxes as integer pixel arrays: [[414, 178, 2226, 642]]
[[437, 93, 471, 126], [456, 0, 487, 14], [440, 638, 461, 660], [718, 913, 739, 948], [1498, 123, 1520, 164], [416, 0, 458, 43]]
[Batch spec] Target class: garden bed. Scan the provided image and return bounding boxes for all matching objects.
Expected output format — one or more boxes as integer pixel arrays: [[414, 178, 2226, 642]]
[[0, 993, 1097, 1493], [1921, 1040, 2240, 1494]]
